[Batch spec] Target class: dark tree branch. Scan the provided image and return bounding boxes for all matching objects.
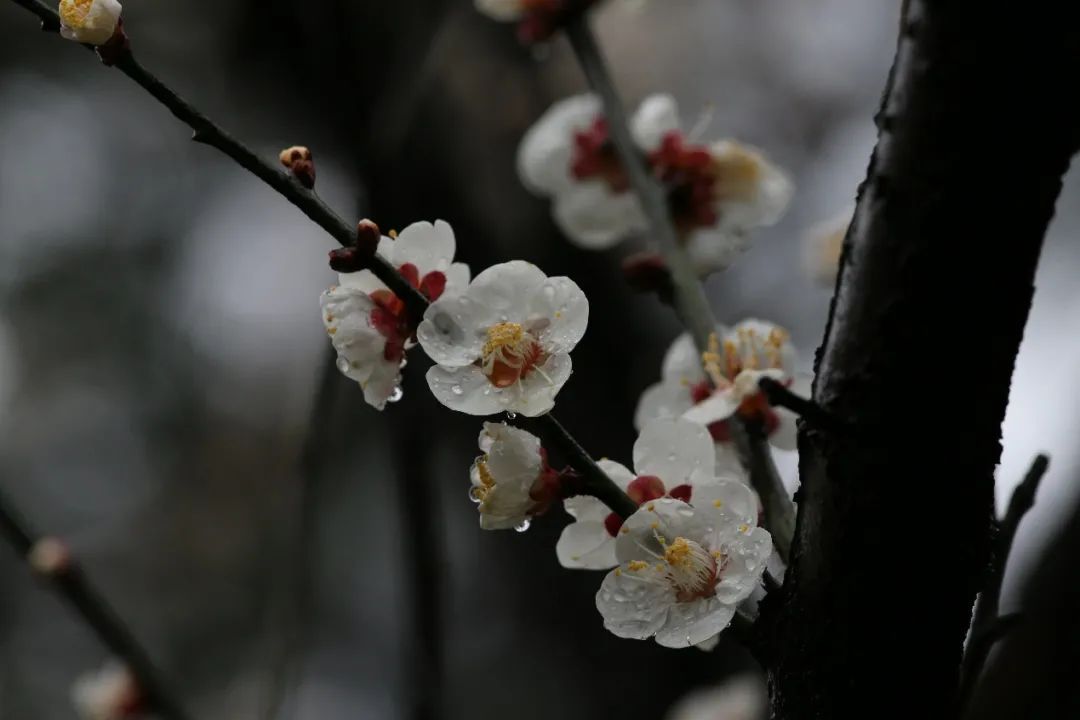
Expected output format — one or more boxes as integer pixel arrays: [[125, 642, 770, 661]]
[[761, 0, 1080, 717], [758, 377, 848, 435], [0, 490, 192, 720], [956, 455, 1049, 712]]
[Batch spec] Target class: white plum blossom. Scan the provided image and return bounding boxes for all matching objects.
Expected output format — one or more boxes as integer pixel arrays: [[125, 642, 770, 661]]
[[518, 93, 792, 274], [71, 662, 142, 720], [418, 260, 587, 417], [557, 417, 724, 570], [469, 422, 558, 530], [636, 320, 808, 455], [321, 220, 470, 410], [595, 492, 771, 648], [58, 0, 122, 46], [666, 676, 767, 720]]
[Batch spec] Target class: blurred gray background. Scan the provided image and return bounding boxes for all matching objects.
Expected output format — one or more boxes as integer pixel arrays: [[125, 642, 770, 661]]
[[0, 0, 1077, 718]]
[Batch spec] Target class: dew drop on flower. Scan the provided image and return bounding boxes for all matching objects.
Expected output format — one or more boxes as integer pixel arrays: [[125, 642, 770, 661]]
[[515, 518, 531, 533], [451, 384, 464, 396], [388, 386, 404, 403], [506, 411, 518, 419], [467, 486, 483, 504], [335, 357, 350, 374]]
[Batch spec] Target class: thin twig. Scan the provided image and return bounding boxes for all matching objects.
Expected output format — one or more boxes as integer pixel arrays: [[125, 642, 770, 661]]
[[758, 377, 848, 435], [956, 454, 1048, 711], [0, 489, 192, 720], [564, 18, 719, 355], [5, 0, 634, 521]]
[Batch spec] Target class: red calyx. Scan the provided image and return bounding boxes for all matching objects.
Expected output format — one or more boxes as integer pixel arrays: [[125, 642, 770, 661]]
[[622, 252, 674, 305], [96, 19, 131, 67], [648, 131, 718, 233], [627, 475, 666, 505], [668, 484, 693, 502], [570, 117, 630, 192]]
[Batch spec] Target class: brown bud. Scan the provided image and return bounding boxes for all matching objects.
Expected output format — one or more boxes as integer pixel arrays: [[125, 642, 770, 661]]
[[329, 247, 366, 273], [279, 146, 316, 189], [28, 537, 71, 577], [622, 251, 674, 304], [356, 219, 382, 256]]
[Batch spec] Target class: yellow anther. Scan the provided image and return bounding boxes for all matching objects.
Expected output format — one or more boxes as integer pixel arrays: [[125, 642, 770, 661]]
[[482, 322, 526, 360], [712, 499, 724, 508], [627, 560, 648, 572], [738, 523, 750, 533], [647, 503, 656, 512], [59, 0, 93, 27]]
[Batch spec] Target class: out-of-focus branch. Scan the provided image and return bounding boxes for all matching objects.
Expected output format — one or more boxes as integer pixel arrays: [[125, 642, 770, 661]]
[[564, 17, 796, 553], [6, 0, 636, 522], [0, 490, 192, 720], [956, 454, 1049, 711]]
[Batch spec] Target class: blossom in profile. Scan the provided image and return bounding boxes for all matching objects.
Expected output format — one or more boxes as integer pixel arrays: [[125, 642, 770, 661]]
[[71, 662, 143, 720], [58, 0, 122, 46], [666, 676, 767, 720], [557, 417, 728, 570], [636, 320, 807, 454], [321, 220, 470, 410], [595, 494, 771, 648], [469, 422, 560, 530], [518, 93, 791, 275], [418, 260, 587, 417]]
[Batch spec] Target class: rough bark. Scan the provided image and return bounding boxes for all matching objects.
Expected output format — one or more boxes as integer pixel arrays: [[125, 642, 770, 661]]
[[762, 2, 1080, 718]]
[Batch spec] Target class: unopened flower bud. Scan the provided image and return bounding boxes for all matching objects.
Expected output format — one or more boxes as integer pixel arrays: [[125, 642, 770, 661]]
[[72, 662, 143, 720], [279, 146, 316, 189], [622, 251, 674, 304], [28, 536, 71, 577], [328, 246, 366, 273], [356, 218, 382, 256], [59, 0, 123, 46]]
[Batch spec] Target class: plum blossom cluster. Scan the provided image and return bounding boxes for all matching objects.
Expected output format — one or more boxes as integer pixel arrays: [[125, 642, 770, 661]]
[[518, 94, 792, 275], [637, 319, 808, 464], [58, 0, 123, 45], [321, 220, 470, 409]]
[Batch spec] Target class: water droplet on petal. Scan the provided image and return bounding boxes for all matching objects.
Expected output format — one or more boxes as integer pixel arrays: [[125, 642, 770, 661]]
[[506, 411, 517, 419], [335, 357, 351, 374], [467, 486, 483, 504], [515, 518, 531, 533], [451, 384, 464, 396], [388, 386, 404, 403], [667, 453, 677, 462]]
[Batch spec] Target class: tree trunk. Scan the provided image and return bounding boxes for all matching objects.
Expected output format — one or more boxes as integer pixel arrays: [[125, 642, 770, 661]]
[[762, 2, 1080, 717]]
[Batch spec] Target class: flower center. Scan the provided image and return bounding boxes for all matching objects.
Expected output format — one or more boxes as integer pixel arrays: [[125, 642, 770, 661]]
[[650, 131, 718, 233], [702, 327, 789, 386], [59, 0, 94, 27], [663, 536, 719, 601], [711, 143, 764, 203], [481, 322, 546, 388]]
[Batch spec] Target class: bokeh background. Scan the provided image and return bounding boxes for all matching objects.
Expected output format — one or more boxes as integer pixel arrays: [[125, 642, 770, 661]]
[[0, 0, 1078, 718]]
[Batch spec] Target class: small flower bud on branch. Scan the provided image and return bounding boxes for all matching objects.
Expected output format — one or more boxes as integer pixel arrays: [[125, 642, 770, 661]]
[[279, 145, 316, 189], [28, 536, 71, 577]]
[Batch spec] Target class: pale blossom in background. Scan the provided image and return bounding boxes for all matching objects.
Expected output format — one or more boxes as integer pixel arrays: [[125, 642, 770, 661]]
[[419, 260, 588, 417], [71, 662, 142, 720], [666, 675, 768, 720], [595, 494, 771, 648], [803, 207, 852, 286], [322, 220, 470, 410], [469, 422, 558, 531], [58, 0, 123, 46], [517, 93, 791, 274], [558, 417, 733, 570]]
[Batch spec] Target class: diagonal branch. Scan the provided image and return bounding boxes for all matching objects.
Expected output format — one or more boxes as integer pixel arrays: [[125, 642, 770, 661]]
[[0, 489, 192, 720], [5, 0, 636, 522]]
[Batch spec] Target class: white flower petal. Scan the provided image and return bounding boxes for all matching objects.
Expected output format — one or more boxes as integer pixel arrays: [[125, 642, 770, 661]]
[[667, 677, 768, 720], [661, 331, 714, 382], [563, 494, 611, 522], [360, 355, 402, 410], [682, 389, 739, 426], [417, 293, 494, 367], [465, 260, 548, 322], [553, 183, 646, 249], [444, 262, 472, 294], [597, 459, 635, 490], [596, 564, 673, 640], [713, 526, 772, 604], [654, 598, 735, 648], [426, 364, 504, 416], [691, 479, 758, 526], [711, 140, 793, 233], [483, 422, 543, 483], [528, 276, 589, 353], [685, 230, 749, 276], [630, 94, 682, 152], [557, 521, 618, 569], [517, 94, 602, 195], [634, 378, 695, 430], [633, 418, 715, 486], [615, 499, 712, 565], [505, 352, 573, 416], [337, 269, 386, 294], [390, 220, 456, 276], [59, 0, 122, 45]]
